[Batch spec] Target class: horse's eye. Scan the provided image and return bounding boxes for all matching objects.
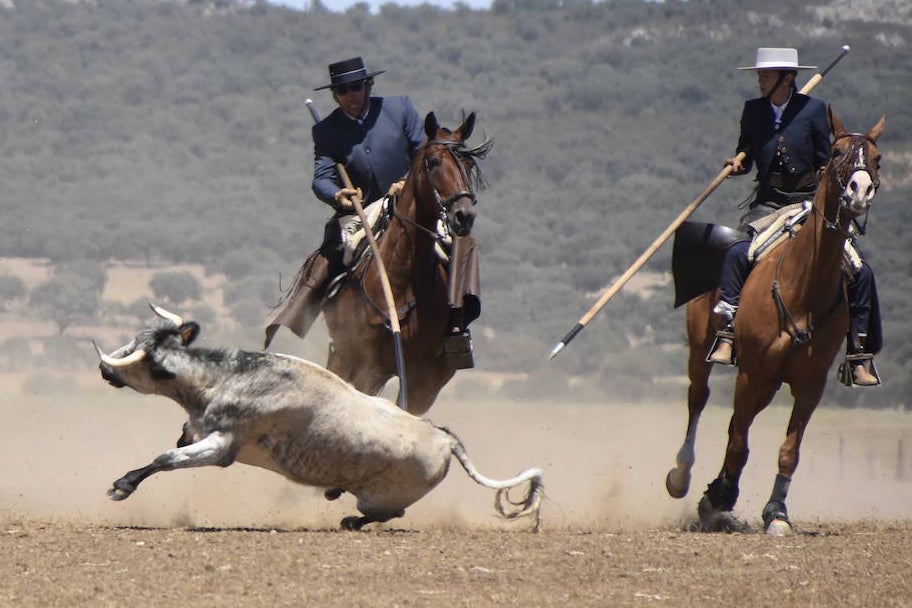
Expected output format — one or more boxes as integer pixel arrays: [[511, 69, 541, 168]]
[[426, 156, 442, 170]]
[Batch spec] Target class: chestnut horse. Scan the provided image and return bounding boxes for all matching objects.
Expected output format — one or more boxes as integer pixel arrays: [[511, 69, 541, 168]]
[[322, 112, 488, 416], [665, 108, 884, 535]]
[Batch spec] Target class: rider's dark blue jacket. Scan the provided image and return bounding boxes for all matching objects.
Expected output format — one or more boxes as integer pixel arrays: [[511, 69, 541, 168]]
[[736, 93, 830, 181], [312, 96, 424, 211]]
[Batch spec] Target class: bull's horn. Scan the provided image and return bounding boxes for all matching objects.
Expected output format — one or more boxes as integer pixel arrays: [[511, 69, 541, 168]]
[[149, 303, 183, 326], [93, 341, 147, 367]]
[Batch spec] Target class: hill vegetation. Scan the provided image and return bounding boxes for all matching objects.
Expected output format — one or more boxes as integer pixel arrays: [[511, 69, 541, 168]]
[[1, 0, 909, 406]]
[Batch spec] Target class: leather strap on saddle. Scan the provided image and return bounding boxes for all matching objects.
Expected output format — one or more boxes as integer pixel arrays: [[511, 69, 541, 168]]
[[672, 221, 749, 307], [263, 250, 329, 348]]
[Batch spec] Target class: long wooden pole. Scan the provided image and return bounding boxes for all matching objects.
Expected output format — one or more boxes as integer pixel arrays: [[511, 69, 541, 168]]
[[306, 99, 408, 410], [549, 45, 851, 360]]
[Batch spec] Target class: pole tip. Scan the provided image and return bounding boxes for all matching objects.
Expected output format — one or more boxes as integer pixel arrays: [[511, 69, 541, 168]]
[[305, 98, 314, 105], [842, 45, 850, 52], [548, 342, 565, 360]]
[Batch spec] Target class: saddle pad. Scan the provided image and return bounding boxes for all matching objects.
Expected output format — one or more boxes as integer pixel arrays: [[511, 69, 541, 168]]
[[747, 202, 811, 263]]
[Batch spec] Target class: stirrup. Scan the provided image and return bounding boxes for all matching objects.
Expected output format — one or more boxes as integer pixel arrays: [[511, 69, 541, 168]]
[[706, 329, 736, 366], [443, 330, 474, 370], [837, 353, 882, 387]]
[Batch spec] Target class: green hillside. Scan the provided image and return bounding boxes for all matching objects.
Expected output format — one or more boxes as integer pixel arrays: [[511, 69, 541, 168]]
[[1, 0, 909, 406]]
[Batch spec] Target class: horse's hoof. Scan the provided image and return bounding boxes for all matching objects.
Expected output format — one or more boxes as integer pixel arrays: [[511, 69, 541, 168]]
[[697, 495, 751, 533], [665, 468, 690, 499], [766, 518, 792, 537]]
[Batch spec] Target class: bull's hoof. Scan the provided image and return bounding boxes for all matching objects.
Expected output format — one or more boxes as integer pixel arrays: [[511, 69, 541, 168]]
[[766, 518, 793, 537], [665, 468, 690, 499], [697, 495, 751, 533], [324, 488, 344, 501], [107, 480, 135, 501], [340, 516, 367, 531]]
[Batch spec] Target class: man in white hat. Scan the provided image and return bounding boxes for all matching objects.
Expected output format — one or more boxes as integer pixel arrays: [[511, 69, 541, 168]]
[[708, 48, 881, 387]]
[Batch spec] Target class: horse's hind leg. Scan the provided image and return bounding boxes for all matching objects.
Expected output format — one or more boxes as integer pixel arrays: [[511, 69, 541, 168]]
[[667, 294, 716, 499]]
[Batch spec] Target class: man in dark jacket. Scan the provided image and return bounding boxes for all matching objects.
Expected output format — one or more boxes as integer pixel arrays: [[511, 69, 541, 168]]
[[312, 56, 425, 271], [708, 48, 880, 387], [263, 57, 425, 347]]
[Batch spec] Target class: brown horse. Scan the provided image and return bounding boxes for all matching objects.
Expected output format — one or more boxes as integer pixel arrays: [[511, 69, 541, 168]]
[[322, 112, 488, 416], [665, 108, 885, 535]]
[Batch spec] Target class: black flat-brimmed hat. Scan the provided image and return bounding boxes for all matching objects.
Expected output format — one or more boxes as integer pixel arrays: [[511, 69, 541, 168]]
[[314, 57, 385, 91]]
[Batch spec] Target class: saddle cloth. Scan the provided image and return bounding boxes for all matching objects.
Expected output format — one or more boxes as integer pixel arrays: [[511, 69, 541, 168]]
[[341, 197, 453, 265], [747, 201, 863, 276]]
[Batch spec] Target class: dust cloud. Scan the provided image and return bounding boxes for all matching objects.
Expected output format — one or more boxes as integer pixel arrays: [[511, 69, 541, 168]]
[[2, 368, 910, 532]]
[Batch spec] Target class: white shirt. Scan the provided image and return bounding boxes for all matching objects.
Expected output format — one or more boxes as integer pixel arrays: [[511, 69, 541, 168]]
[[770, 92, 792, 131]]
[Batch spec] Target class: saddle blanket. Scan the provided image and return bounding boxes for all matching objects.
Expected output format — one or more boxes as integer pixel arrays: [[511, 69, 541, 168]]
[[747, 201, 863, 276]]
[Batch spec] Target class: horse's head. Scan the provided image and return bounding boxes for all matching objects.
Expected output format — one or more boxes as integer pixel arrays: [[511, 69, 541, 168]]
[[825, 106, 884, 222], [418, 111, 491, 237]]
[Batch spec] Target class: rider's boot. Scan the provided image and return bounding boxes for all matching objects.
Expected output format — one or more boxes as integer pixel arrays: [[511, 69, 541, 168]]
[[850, 334, 880, 387], [443, 308, 474, 370], [707, 301, 737, 366]]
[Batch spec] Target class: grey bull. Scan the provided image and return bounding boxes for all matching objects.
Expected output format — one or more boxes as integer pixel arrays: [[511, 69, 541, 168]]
[[94, 305, 543, 530]]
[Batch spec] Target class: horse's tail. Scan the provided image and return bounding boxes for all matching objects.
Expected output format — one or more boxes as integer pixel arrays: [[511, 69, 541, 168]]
[[440, 426, 543, 531]]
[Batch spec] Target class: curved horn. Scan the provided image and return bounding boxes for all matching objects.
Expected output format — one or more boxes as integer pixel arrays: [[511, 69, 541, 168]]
[[149, 303, 183, 326], [93, 340, 147, 368]]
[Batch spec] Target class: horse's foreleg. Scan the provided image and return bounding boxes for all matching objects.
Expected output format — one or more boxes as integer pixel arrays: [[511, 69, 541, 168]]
[[403, 363, 454, 417], [762, 382, 823, 535], [698, 373, 776, 532]]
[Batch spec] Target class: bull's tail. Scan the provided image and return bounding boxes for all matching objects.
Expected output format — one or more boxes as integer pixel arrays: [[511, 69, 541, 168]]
[[441, 427, 543, 532]]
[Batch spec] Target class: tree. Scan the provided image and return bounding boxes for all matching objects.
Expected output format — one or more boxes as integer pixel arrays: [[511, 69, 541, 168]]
[[0, 274, 27, 311], [149, 271, 203, 306], [29, 273, 101, 333]]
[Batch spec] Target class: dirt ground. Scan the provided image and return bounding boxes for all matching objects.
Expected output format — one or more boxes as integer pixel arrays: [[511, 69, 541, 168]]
[[2, 370, 911, 607]]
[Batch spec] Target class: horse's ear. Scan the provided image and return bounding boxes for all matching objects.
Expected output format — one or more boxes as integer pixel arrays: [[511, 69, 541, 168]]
[[457, 112, 476, 141], [424, 112, 439, 139], [868, 115, 885, 142], [828, 104, 846, 139]]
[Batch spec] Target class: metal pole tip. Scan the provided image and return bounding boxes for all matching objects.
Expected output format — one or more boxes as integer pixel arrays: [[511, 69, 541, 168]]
[[548, 343, 565, 360]]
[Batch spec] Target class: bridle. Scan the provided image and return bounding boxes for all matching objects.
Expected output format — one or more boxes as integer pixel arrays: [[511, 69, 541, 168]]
[[819, 132, 880, 234], [391, 138, 478, 240], [424, 139, 478, 212]]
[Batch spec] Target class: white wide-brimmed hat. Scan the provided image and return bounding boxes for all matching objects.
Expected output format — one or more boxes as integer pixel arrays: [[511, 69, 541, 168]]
[[738, 48, 816, 70]]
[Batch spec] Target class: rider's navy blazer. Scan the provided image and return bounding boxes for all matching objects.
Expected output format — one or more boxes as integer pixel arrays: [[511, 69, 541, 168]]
[[735, 93, 830, 181], [312, 96, 425, 211]]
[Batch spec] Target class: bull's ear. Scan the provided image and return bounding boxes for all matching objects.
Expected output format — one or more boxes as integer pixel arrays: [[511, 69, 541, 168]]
[[179, 322, 200, 346]]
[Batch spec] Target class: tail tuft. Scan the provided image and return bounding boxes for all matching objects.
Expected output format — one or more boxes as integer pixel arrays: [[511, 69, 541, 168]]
[[442, 426, 544, 531]]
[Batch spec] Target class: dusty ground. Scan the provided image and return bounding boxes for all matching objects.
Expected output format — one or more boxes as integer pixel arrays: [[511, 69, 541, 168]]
[[2, 366, 911, 607]]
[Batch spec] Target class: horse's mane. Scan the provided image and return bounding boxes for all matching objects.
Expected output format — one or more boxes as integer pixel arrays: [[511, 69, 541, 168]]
[[425, 129, 494, 191]]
